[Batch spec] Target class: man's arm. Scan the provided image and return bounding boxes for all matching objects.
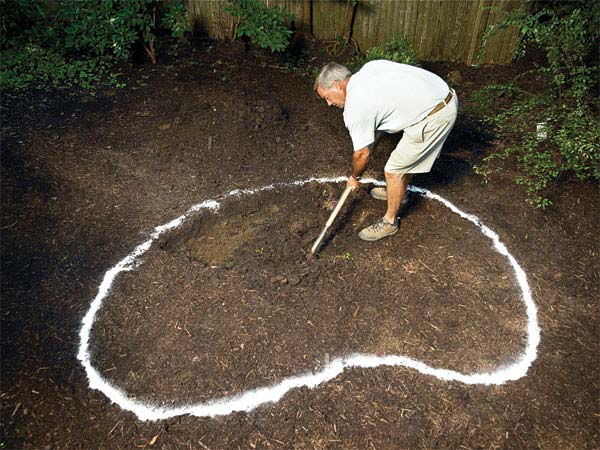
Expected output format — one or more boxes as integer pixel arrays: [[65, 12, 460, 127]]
[[347, 146, 370, 190]]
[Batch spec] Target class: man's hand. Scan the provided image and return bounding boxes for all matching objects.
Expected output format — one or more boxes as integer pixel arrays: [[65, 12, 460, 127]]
[[349, 146, 370, 192], [347, 175, 361, 191]]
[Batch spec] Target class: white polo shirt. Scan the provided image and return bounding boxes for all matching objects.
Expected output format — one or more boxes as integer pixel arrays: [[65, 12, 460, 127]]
[[343, 60, 449, 151]]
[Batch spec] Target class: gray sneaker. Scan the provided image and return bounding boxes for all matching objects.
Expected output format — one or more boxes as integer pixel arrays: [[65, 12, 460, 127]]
[[369, 187, 410, 205], [358, 217, 398, 241]]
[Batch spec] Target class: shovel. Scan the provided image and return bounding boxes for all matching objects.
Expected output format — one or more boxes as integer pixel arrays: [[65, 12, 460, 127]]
[[310, 185, 353, 255]]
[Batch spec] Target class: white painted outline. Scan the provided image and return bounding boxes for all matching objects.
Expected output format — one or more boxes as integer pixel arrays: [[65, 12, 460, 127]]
[[77, 177, 540, 421]]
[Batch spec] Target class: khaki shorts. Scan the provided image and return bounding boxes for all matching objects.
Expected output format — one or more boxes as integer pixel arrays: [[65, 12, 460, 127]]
[[385, 91, 458, 174]]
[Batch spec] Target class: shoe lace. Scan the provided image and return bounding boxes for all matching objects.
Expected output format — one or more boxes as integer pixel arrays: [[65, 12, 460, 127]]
[[373, 218, 388, 231]]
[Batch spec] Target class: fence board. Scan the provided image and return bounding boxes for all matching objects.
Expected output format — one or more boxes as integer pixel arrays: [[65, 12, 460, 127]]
[[459, 0, 474, 62], [446, 0, 459, 61], [434, 0, 445, 61], [187, 0, 529, 64], [482, 0, 505, 63], [467, 0, 485, 64], [422, 0, 435, 58], [408, 0, 421, 50], [500, 0, 521, 63], [441, 0, 457, 61], [432, 0, 446, 60], [403, 0, 413, 38]]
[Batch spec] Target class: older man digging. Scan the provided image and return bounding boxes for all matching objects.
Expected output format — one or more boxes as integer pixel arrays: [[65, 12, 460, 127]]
[[314, 60, 458, 241]]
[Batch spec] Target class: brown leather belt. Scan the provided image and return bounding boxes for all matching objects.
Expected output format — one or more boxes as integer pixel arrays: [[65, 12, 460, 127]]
[[427, 91, 453, 117]]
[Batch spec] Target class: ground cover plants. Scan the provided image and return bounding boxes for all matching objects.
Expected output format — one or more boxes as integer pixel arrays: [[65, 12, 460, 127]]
[[473, 1, 600, 208]]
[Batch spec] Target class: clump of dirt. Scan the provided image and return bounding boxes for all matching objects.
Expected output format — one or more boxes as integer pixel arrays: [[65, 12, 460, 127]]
[[181, 204, 284, 266], [166, 186, 336, 266], [91, 181, 527, 406]]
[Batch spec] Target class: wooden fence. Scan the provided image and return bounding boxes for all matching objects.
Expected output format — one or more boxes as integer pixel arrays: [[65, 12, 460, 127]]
[[187, 0, 527, 65]]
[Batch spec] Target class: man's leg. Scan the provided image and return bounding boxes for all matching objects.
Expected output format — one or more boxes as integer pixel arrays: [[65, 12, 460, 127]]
[[359, 95, 458, 242], [383, 171, 411, 224], [358, 171, 411, 242]]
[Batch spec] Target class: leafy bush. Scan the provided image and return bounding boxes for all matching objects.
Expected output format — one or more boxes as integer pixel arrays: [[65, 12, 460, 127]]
[[163, 0, 191, 41], [0, 0, 189, 90], [473, 86, 600, 208], [474, 2, 599, 208], [0, 45, 117, 90], [348, 36, 419, 71], [224, 0, 292, 52], [59, 1, 145, 60]]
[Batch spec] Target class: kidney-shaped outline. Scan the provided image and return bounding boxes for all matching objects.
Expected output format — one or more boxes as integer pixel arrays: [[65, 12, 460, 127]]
[[77, 177, 541, 421]]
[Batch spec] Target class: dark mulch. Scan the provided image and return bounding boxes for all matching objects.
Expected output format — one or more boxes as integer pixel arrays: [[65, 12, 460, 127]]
[[1, 39, 598, 449]]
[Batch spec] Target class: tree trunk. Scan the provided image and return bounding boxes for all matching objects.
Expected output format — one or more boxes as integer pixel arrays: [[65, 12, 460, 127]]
[[145, 40, 157, 65]]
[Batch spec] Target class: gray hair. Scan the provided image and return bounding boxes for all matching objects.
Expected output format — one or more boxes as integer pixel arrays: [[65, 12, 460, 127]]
[[314, 62, 352, 91]]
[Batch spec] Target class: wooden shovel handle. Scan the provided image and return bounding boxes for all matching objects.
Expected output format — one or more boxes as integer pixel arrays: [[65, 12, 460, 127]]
[[311, 186, 353, 255], [325, 186, 352, 227]]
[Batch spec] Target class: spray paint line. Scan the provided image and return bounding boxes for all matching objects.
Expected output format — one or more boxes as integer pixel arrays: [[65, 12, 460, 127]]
[[77, 177, 540, 421]]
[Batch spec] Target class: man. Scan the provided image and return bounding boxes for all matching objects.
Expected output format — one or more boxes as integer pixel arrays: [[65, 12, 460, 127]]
[[314, 60, 458, 241]]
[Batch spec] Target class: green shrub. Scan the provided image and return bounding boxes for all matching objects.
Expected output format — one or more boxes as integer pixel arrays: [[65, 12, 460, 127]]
[[348, 36, 419, 71], [224, 0, 292, 52], [0, 0, 189, 90], [0, 45, 116, 90], [474, 2, 599, 208], [473, 88, 600, 208], [58, 1, 142, 60], [163, 0, 191, 41]]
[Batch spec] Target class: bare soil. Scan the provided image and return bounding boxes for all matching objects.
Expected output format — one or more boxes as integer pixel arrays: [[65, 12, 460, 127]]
[[1, 39, 598, 449]]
